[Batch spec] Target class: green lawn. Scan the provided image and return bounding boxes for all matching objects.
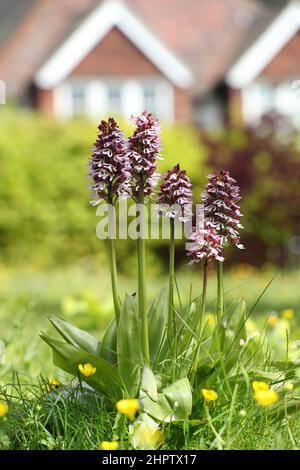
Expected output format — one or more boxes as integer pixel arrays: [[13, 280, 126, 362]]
[[0, 263, 300, 450], [0, 263, 299, 376]]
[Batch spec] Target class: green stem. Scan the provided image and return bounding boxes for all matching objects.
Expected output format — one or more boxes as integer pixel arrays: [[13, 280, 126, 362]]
[[199, 259, 208, 337], [217, 261, 224, 320], [191, 259, 208, 386], [137, 186, 150, 365], [169, 218, 176, 375], [108, 199, 120, 324]]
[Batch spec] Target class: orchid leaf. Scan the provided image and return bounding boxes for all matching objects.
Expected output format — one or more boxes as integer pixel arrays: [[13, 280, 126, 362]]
[[148, 286, 169, 364], [40, 333, 122, 402], [117, 294, 141, 396], [100, 318, 117, 364], [48, 316, 100, 355]]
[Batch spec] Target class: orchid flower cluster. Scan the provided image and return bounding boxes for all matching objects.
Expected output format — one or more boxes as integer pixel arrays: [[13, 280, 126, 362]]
[[157, 164, 193, 222], [88, 118, 131, 205], [89, 115, 243, 261], [88, 112, 244, 347]]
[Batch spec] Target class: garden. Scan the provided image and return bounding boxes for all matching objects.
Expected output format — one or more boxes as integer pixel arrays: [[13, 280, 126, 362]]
[[0, 108, 300, 451]]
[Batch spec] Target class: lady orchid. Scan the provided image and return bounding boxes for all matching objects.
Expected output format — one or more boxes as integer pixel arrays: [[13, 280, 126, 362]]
[[202, 169, 244, 320], [157, 164, 193, 361], [157, 164, 193, 222], [186, 223, 224, 264], [127, 111, 161, 200], [202, 170, 244, 250], [88, 118, 130, 205], [88, 118, 130, 322]]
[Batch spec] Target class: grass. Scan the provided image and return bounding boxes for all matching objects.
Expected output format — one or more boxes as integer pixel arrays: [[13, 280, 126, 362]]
[[0, 262, 300, 450], [1, 374, 300, 450]]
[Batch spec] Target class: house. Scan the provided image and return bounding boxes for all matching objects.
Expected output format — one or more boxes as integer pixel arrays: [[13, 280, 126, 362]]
[[0, 0, 300, 127]]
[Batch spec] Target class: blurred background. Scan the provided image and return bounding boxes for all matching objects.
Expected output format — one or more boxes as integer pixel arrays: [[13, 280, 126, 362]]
[[0, 0, 300, 375]]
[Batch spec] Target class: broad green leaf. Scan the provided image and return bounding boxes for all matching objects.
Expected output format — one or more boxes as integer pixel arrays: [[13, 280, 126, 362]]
[[100, 318, 117, 364], [140, 367, 157, 401], [162, 377, 192, 420], [40, 334, 122, 402], [117, 295, 141, 396], [142, 393, 173, 422], [142, 377, 192, 422], [148, 286, 169, 364], [212, 298, 247, 369], [48, 316, 100, 355]]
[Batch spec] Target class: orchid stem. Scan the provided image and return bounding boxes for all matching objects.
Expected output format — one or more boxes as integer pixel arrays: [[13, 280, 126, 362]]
[[191, 259, 208, 386], [169, 218, 176, 376], [217, 261, 224, 321], [108, 199, 120, 324], [138, 185, 150, 365]]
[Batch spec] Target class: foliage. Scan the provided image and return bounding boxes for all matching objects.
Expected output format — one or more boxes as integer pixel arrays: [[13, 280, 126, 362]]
[[0, 108, 206, 269], [201, 116, 300, 266]]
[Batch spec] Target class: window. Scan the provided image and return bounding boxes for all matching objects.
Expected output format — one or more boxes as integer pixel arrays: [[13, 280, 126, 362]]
[[143, 83, 157, 115], [70, 82, 87, 116], [58, 78, 174, 122], [107, 82, 122, 115], [243, 80, 300, 127]]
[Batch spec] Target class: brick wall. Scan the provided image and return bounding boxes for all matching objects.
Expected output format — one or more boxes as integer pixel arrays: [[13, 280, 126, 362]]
[[36, 88, 54, 115], [174, 87, 192, 123], [260, 31, 300, 82], [71, 27, 161, 76]]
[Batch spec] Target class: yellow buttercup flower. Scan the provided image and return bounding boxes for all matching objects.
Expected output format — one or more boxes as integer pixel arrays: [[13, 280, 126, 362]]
[[43, 378, 60, 393], [100, 441, 119, 450], [267, 314, 279, 326], [281, 309, 294, 319], [0, 402, 8, 417], [132, 424, 163, 449], [254, 389, 279, 407], [116, 398, 140, 420], [201, 388, 218, 401], [252, 381, 269, 392], [206, 313, 216, 325], [78, 363, 97, 377]]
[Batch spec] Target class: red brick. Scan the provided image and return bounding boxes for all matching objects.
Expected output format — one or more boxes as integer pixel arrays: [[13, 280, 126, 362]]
[[71, 27, 161, 76], [36, 88, 54, 115], [260, 32, 300, 81]]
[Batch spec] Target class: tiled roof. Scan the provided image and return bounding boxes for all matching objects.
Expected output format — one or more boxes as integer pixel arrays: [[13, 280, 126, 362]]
[[0, 0, 280, 97], [0, 0, 36, 49]]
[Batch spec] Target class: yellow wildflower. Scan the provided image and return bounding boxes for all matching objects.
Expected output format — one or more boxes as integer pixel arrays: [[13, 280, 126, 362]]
[[116, 398, 140, 420], [0, 402, 8, 417], [43, 378, 60, 393], [239, 409, 247, 417], [254, 389, 279, 407], [201, 388, 218, 401], [78, 363, 97, 377], [281, 309, 294, 319], [252, 381, 269, 392], [100, 441, 119, 450], [206, 313, 216, 325], [132, 423, 163, 449], [267, 314, 279, 326], [284, 382, 294, 392]]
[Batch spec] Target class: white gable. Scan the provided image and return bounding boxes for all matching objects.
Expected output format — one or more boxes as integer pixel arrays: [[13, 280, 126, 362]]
[[226, 1, 300, 88], [35, 0, 194, 90]]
